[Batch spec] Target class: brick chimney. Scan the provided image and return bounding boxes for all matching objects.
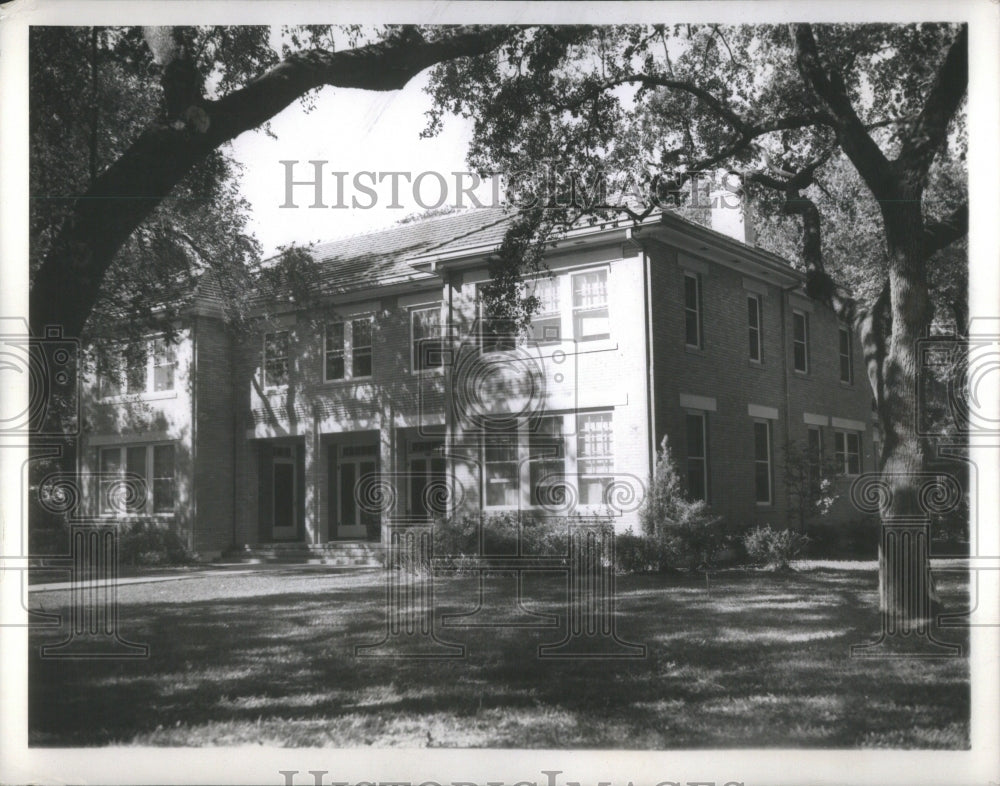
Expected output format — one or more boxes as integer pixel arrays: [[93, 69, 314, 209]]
[[709, 171, 755, 246]]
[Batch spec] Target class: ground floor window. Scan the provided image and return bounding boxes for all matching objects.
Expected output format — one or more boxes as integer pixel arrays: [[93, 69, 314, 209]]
[[481, 410, 613, 509], [97, 443, 175, 516], [685, 412, 708, 501], [834, 431, 862, 475], [753, 420, 772, 505]]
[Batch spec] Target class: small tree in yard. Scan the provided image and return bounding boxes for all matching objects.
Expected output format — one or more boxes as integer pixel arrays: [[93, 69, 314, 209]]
[[783, 439, 841, 533], [639, 437, 725, 571]]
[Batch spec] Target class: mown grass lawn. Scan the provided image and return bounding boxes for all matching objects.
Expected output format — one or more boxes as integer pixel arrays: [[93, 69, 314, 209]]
[[28, 564, 969, 748]]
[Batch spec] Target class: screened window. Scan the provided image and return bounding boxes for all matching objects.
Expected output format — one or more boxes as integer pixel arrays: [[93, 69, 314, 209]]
[[748, 294, 762, 362], [528, 276, 562, 344], [792, 311, 809, 373], [263, 330, 290, 387], [839, 326, 853, 383], [572, 269, 610, 342], [99, 337, 176, 397], [577, 411, 613, 504], [685, 412, 708, 501], [754, 421, 772, 505], [483, 420, 520, 507], [98, 443, 175, 516], [324, 318, 373, 381], [411, 306, 444, 372], [684, 273, 702, 348], [835, 431, 862, 475], [529, 415, 566, 507]]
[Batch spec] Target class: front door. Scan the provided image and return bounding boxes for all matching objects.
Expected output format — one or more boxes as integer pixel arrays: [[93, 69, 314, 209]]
[[407, 439, 447, 518], [336, 444, 379, 540], [272, 450, 297, 540]]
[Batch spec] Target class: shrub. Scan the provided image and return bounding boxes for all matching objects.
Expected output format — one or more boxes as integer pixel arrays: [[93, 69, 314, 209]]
[[742, 525, 809, 570], [805, 516, 879, 557], [433, 512, 610, 571], [636, 436, 727, 571], [614, 529, 663, 573], [117, 521, 193, 566]]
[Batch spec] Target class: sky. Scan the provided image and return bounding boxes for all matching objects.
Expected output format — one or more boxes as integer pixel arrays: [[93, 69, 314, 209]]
[[227, 71, 483, 258]]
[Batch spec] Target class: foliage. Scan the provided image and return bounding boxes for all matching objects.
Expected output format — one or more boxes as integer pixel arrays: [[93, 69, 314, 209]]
[[804, 516, 879, 558], [742, 525, 810, 570], [783, 439, 842, 531], [637, 436, 727, 571], [117, 520, 194, 566]]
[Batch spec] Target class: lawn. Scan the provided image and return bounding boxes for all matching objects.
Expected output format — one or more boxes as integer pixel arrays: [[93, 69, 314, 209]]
[[28, 564, 970, 748]]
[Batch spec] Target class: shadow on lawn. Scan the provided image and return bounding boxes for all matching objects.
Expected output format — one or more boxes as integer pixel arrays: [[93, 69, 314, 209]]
[[28, 568, 970, 748]]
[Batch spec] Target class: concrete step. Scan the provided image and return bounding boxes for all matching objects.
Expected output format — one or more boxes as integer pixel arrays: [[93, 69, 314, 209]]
[[217, 541, 384, 567]]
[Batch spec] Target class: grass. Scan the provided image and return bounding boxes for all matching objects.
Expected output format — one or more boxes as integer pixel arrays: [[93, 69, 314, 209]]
[[28, 564, 970, 748]]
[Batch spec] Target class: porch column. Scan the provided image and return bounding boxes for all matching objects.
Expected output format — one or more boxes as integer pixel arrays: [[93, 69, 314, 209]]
[[303, 425, 322, 545]]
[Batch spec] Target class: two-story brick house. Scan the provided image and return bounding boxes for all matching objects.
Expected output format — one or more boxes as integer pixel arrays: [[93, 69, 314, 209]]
[[77, 207, 875, 559]]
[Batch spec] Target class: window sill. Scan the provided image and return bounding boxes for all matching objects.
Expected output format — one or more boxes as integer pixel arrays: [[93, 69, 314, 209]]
[[99, 390, 178, 404], [684, 345, 705, 356], [410, 367, 445, 378], [321, 377, 373, 387], [748, 359, 764, 369], [792, 370, 811, 378]]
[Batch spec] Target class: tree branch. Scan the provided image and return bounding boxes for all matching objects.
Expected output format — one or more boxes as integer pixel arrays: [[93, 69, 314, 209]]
[[30, 26, 515, 338], [896, 26, 968, 180], [791, 23, 896, 201], [923, 202, 968, 255]]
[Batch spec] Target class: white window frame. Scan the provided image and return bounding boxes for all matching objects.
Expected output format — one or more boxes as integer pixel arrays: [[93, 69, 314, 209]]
[[792, 310, 809, 373], [571, 268, 611, 343], [684, 272, 703, 349], [323, 315, 374, 383], [748, 293, 763, 363], [526, 275, 562, 345], [98, 336, 177, 400], [838, 325, 854, 384], [410, 304, 444, 374], [97, 442, 176, 517], [753, 419, 773, 506], [834, 430, 863, 476], [262, 330, 291, 389]]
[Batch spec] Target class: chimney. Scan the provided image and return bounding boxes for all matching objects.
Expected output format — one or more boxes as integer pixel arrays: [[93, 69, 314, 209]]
[[709, 170, 755, 245]]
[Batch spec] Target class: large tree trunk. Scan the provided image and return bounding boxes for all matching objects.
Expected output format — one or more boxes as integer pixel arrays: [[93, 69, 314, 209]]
[[29, 26, 512, 339]]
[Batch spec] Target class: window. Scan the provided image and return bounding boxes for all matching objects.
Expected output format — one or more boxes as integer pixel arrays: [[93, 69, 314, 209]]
[[324, 318, 373, 381], [753, 421, 772, 504], [483, 420, 519, 507], [839, 326, 853, 383], [99, 337, 177, 398], [792, 311, 809, 373], [747, 294, 762, 362], [529, 415, 566, 506], [527, 276, 561, 344], [572, 269, 610, 341], [577, 411, 614, 504], [835, 431, 862, 475], [263, 330, 290, 388], [684, 273, 702, 348], [98, 443, 175, 516], [685, 412, 708, 501], [411, 306, 444, 372], [807, 426, 823, 495]]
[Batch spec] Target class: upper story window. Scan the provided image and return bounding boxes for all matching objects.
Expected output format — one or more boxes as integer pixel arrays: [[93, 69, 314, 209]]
[[572, 269, 610, 342], [263, 330, 290, 388], [527, 276, 561, 344], [684, 272, 702, 349], [411, 305, 444, 372], [838, 325, 853, 383], [834, 431, 862, 475], [98, 443, 175, 516], [98, 337, 176, 399], [324, 317, 374, 382], [747, 294, 762, 362], [792, 310, 809, 373]]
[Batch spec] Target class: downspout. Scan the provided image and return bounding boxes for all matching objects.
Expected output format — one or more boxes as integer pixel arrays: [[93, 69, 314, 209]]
[[779, 282, 799, 531], [634, 231, 657, 480], [189, 316, 197, 554], [231, 326, 239, 551]]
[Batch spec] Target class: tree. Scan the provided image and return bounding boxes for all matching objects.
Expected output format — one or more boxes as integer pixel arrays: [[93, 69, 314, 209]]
[[425, 23, 968, 631], [29, 24, 515, 340]]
